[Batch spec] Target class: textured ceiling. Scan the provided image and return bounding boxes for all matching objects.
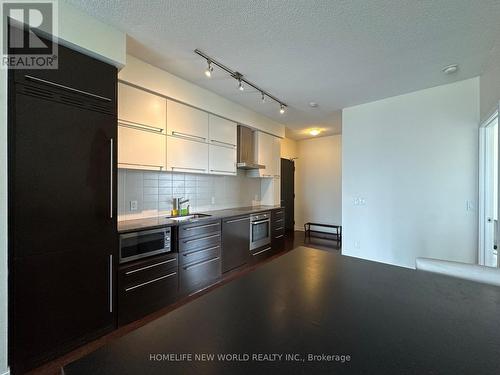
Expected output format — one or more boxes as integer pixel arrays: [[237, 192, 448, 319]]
[[67, 0, 500, 139]]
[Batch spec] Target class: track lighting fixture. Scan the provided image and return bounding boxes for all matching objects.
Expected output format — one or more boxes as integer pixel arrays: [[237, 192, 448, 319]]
[[205, 60, 213, 77], [194, 49, 288, 114]]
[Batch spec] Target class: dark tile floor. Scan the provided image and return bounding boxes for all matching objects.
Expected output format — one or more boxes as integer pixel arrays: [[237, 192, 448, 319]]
[[27, 231, 340, 375]]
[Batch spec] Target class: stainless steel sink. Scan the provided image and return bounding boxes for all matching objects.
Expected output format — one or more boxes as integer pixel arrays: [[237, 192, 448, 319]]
[[168, 213, 211, 221]]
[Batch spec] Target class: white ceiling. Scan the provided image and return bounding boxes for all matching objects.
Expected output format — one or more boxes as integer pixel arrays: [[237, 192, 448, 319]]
[[68, 0, 500, 139]]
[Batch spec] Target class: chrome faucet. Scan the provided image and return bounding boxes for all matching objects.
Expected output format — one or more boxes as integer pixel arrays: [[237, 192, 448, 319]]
[[172, 197, 189, 211]]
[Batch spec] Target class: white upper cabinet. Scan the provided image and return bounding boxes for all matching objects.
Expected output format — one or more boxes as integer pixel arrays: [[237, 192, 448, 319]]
[[118, 82, 166, 132], [167, 100, 209, 141], [272, 137, 281, 178], [166, 136, 209, 174], [251, 132, 281, 178], [118, 126, 166, 171], [208, 115, 237, 148], [209, 145, 237, 175]]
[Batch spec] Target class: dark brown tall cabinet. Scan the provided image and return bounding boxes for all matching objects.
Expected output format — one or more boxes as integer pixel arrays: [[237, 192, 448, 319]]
[[8, 40, 118, 373]]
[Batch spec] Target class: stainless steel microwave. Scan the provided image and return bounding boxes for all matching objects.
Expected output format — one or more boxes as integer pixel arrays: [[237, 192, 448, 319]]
[[119, 227, 171, 263]]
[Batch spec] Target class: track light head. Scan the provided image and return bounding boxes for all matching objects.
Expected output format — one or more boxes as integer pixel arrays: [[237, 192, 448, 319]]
[[280, 104, 285, 114], [205, 60, 213, 77], [238, 79, 244, 91], [261, 92, 266, 103]]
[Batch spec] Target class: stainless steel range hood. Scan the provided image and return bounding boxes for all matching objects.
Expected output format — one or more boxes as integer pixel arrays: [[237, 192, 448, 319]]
[[237, 125, 265, 169]]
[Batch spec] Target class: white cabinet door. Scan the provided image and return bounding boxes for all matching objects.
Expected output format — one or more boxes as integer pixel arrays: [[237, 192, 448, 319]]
[[209, 145, 237, 175], [272, 137, 281, 177], [166, 136, 209, 174], [167, 100, 209, 141], [118, 82, 166, 132], [255, 131, 275, 177], [118, 125, 166, 171], [208, 115, 237, 148]]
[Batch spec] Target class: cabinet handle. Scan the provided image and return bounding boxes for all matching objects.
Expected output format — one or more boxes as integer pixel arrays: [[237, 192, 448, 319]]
[[183, 233, 220, 243], [25, 74, 112, 102], [275, 218, 284, 223], [183, 245, 220, 257], [172, 131, 206, 142], [109, 254, 113, 313], [253, 247, 272, 256], [119, 162, 163, 170], [184, 223, 220, 231], [118, 121, 164, 133], [210, 139, 236, 148], [275, 227, 284, 231], [125, 258, 176, 275], [125, 272, 177, 292], [262, 174, 273, 178], [110, 138, 113, 219], [275, 235, 284, 239], [183, 257, 220, 271], [171, 166, 206, 172], [210, 169, 236, 174], [252, 219, 270, 225], [226, 217, 249, 224]]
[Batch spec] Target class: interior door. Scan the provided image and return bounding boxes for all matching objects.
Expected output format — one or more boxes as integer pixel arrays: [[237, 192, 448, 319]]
[[281, 158, 295, 232]]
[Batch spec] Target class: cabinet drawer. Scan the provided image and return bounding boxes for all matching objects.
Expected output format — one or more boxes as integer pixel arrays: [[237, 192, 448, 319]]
[[179, 220, 221, 239], [180, 256, 221, 295], [118, 270, 178, 326], [119, 254, 178, 289], [179, 232, 221, 253], [250, 245, 273, 263], [180, 244, 221, 266]]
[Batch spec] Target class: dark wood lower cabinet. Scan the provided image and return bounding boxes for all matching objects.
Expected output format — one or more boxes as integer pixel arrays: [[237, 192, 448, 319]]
[[178, 220, 222, 295], [271, 208, 286, 253], [222, 215, 250, 273], [118, 254, 178, 326]]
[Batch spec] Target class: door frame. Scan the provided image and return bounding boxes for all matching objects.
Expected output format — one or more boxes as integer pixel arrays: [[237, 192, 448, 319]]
[[478, 105, 499, 266]]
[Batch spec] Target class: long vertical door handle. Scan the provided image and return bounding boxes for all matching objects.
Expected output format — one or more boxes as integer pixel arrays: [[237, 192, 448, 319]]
[[110, 138, 113, 219], [109, 254, 113, 313]]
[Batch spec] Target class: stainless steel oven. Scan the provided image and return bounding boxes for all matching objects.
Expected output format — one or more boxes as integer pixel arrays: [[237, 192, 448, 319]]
[[250, 212, 271, 250], [119, 227, 171, 263]]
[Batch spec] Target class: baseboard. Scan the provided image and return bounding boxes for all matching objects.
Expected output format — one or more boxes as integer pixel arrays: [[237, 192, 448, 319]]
[[294, 225, 304, 232]]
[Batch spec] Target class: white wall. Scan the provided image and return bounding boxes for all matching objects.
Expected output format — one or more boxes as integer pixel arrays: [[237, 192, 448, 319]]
[[295, 135, 342, 231], [480, 45, 500, 122], [118, 55, 285, 138], [342, 78, 480, 269], [58, 0, 126, 67]]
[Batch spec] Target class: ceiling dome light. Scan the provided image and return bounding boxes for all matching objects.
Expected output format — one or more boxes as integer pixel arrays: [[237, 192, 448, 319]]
[[442, 64, 458, 74], [309, 102, 318, 108], [238, 79, 244, 91], [204, 60, 213, 77], [309, 128, 320, 136], [280, 104, 285, 114]]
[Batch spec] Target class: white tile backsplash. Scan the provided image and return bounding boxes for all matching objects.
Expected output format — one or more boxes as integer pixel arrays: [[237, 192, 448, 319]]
[[118, 169, 261, 221]]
